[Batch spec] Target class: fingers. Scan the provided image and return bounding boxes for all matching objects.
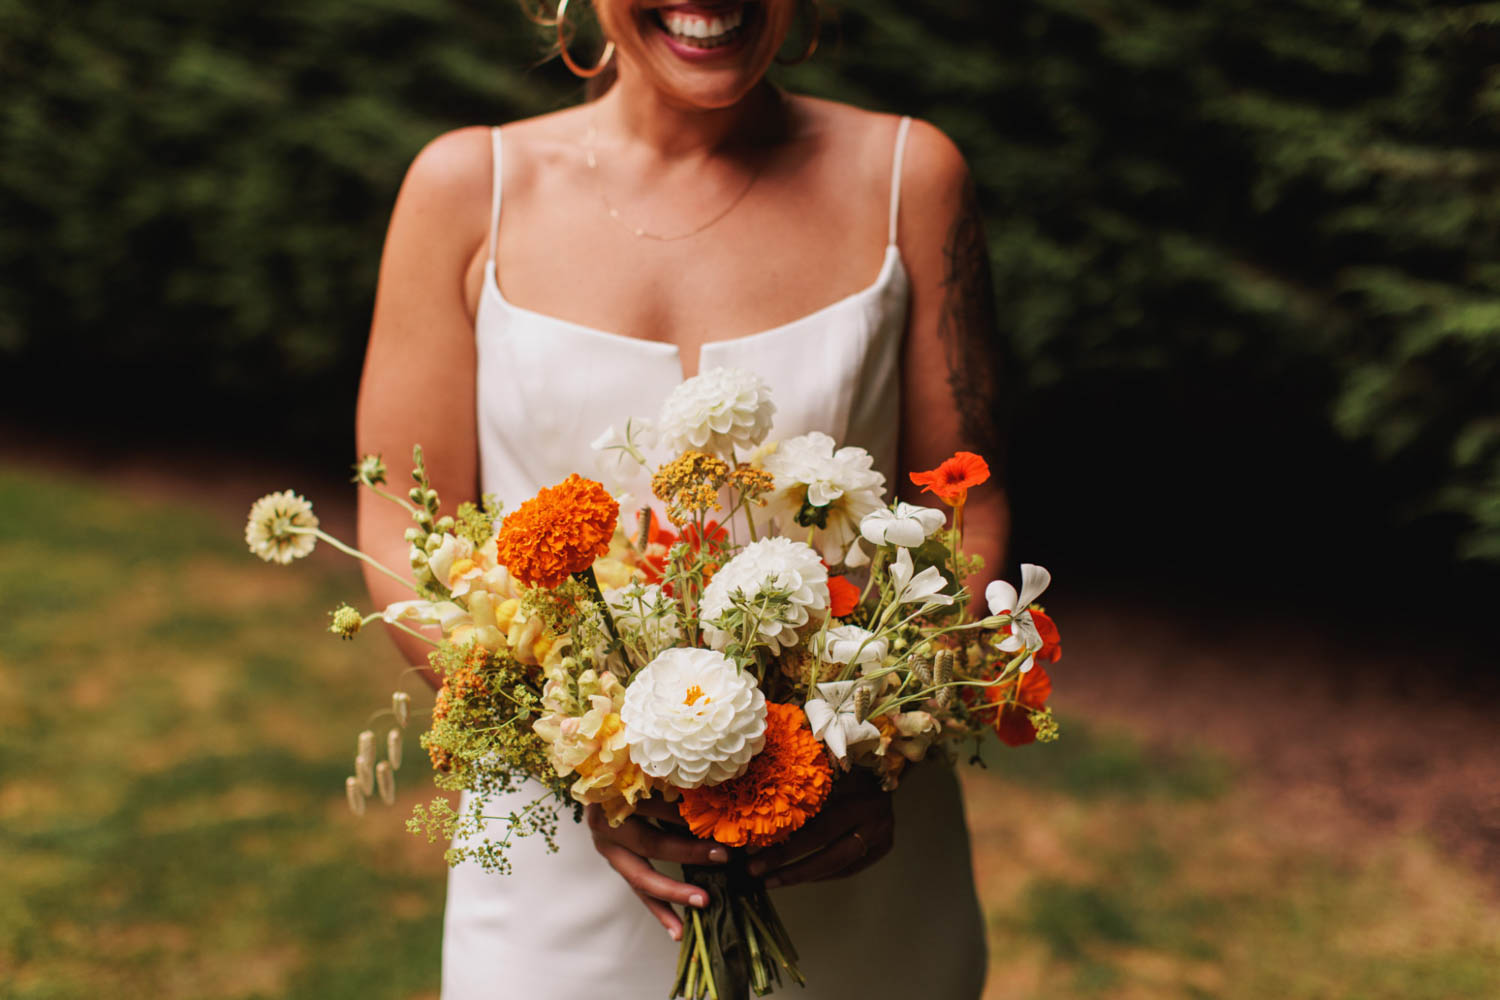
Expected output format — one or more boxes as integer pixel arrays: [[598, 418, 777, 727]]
[[634, 797, 687, 824], [747, 793, 885, 875], [595, 837, 709, 909], [635, 888, 685, 941], [764, 815, 895, 889], [587, 806, 727, 865]]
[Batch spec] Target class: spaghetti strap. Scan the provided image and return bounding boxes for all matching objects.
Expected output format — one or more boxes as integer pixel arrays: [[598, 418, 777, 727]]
[[486, 126, 503, 265], [887, 116, 912, 247]]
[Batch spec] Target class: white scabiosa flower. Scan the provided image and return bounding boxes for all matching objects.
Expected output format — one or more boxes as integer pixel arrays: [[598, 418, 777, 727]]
[[699, 537, 830, 651], [657, 366, 775, 458], [763, 432, 886, 567], [244, 490, 319, 564], [620, 648, 767, 788], [817, 625, 888, 668], [860, 502, 947, 548]]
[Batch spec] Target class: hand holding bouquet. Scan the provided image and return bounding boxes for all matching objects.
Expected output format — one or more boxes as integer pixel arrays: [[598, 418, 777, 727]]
[[245, 367, 1062, 998]]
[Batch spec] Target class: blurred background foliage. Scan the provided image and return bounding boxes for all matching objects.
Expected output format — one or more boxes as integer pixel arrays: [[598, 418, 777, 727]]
[[2, 0, 1498, 610]]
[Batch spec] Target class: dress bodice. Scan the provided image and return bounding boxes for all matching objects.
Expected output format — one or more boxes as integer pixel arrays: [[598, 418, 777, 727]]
[[474, 123, 911, 508]]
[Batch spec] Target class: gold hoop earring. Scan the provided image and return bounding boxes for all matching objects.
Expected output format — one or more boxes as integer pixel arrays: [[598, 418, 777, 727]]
[[775, 0, 821, 66], [556, 0, 615, 78]]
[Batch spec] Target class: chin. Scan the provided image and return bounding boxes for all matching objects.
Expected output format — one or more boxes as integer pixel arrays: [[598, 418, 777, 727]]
[[619, 1, 789, 108]]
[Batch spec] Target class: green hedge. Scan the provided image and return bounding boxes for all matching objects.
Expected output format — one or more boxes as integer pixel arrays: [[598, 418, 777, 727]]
[[2, 0, 1497, 560]]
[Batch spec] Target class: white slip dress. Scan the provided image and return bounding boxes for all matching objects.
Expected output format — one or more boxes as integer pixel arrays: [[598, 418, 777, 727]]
[[442, 118, 987, 999]]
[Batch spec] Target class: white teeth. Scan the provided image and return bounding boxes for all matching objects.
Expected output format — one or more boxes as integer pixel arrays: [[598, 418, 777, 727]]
[[659, 6, 745, 47]]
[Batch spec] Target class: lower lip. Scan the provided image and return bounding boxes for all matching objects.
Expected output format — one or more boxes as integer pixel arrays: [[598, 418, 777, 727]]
[[652, 5, 755, 62]]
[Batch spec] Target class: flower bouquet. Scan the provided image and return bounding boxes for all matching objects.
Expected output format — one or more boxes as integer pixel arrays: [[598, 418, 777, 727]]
[[245, 367, 1062, 999]]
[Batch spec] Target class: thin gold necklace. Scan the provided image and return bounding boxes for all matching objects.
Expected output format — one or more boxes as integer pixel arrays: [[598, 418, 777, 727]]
[[582, 99, 781, 242]]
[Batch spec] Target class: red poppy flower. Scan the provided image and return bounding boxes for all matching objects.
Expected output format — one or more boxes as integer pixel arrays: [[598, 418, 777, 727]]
[[987, 664, 1052, 747], [1030, 608, 1062, 664], [909, 452, 991, 507], [828, 574, 860, 618]]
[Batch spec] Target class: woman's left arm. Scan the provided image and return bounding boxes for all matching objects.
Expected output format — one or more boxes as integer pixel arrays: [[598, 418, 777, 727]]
[[749, 119, 1009, 889], [896, 118, 1010, 595]]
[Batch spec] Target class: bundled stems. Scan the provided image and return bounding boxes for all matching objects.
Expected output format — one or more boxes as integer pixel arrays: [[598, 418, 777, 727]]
[[672, 860, 803, 999]]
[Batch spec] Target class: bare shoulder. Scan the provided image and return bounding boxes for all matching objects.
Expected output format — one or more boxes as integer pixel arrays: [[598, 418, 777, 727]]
[[790, 98, 971, 220], [399, 126, 492, 212], [490, 105, 593, 204]]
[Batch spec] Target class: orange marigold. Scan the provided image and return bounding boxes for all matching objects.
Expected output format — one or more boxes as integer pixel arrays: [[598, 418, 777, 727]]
[[678, 702, 833, 848], [494, 474, 619, 589], [909, 451, 991, 507]]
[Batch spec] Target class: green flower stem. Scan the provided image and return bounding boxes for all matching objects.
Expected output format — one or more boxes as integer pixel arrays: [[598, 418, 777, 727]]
[[381, 617, 441, 648], [573, 566, 621, 648], [869, 674, 1012, 719], [858, 548, 888, 606], [368, 483, 418, 514], [692, 909, 719, 1000], [288, 527, 418, 594]]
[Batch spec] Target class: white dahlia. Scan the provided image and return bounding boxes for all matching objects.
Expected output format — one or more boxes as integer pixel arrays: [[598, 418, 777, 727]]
[[698, 537, 830, 652], [763, 432, 886, 567], [620, 648, 767, 788], [244, 490, 319, 564], [657, 366, 776, 458]]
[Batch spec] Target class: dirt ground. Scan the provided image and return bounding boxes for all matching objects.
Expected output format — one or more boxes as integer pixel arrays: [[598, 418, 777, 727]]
[[8, 426, 1497, 893]]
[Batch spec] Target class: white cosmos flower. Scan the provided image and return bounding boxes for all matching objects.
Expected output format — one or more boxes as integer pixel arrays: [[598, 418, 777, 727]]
[[763, 431, 887, 567], [803, 680, 882, 761], [860, 502, 947, 548], [620, 647, 767, 788], [985, 563, 1052, 672], [887, 547, 955, 610], [817, 625, 888, 668], [657, 367, 775, 458], [699, 537, 830, 651], [244, 491, 319, 564]]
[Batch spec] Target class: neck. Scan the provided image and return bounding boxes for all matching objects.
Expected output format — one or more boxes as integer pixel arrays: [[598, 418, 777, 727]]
[[592, 72, 786, 161]]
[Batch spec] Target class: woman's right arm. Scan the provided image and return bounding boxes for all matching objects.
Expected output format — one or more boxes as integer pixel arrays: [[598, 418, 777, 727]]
[[356, 127, 493, 689]]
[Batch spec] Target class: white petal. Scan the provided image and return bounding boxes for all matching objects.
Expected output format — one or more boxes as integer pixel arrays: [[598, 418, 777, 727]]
[[823, 720, 850, 759], [1017, 563, 1052, 609], [985, 580, 1019, 615], [804, 699, 836, 735]]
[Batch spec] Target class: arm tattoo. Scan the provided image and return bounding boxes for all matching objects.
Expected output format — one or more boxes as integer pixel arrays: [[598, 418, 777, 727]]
[[938, 176, 1008, 471]]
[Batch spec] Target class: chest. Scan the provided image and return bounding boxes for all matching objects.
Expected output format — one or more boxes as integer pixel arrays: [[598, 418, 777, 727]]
[[489, 165, 891, 374]]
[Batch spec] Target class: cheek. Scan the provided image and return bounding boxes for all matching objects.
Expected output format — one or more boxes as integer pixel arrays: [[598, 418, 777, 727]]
[[592, 0, 642, 46]]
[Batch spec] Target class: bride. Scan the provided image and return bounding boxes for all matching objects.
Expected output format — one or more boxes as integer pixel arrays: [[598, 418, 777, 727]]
[[355, 0, 1007, 996]]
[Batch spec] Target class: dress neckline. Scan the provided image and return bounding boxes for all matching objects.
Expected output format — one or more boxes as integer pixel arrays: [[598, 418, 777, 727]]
[[482, 244, 907, 367]]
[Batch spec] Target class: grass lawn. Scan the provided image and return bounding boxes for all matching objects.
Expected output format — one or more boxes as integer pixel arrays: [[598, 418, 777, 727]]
[[3, 464, 1497, 999]]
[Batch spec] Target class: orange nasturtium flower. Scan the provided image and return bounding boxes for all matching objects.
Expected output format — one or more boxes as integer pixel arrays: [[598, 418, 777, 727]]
[[909, 452, 991, 507], [678, 702, 834, 848], [827, 574, 860, 618], [494, 474, 619, 589], [987, 663, 1053, 748]]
